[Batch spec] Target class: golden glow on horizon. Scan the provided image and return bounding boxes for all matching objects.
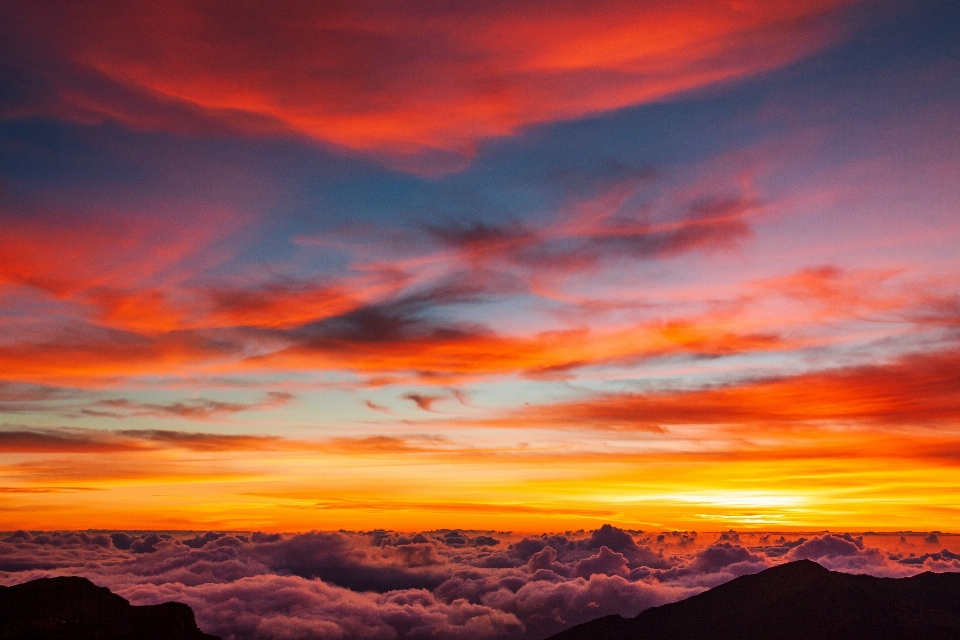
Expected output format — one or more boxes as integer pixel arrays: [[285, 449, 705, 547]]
[[4, 422, 960, 532], [1, 0, 959, 537]]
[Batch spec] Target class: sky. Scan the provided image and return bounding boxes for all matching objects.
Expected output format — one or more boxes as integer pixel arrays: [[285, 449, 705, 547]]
[[2, 0, 960, 534]]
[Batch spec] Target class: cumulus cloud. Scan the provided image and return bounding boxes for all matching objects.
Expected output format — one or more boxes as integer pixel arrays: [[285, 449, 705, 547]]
[[574, 547, 630, 579], [1, 526, 957, 640], [583, 523, 636, 553], [690, 542, 768, 575], [784, 534, 914, 577], [899, 549, 960, 572], [111, 532, 134, 550]]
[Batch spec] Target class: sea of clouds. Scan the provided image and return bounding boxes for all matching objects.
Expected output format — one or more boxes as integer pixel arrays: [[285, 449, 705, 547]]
[[2, 525, 958, 640]]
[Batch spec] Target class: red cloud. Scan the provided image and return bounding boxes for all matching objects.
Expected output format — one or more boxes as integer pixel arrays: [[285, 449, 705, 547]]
[[0, 330, 237, 385], [2, 0, 856, 172], [252, 314, 791, 384], [0, 210, 222, 300], [401, 393, 445, 412], [502, 348, 960, 431], [0, 208, 411, 385]]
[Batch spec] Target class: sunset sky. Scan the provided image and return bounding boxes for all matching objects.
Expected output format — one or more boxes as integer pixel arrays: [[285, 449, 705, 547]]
[[2, 0, 959, 533]]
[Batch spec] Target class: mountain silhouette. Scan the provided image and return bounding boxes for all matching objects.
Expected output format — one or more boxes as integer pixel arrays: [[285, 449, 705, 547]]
[[548, 560, 960, 640], [0, 576, 219, 640]]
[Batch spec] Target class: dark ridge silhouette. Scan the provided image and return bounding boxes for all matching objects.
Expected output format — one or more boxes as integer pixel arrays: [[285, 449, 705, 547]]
[[548, 560, 960, 640], [0, 576, 219, 640]]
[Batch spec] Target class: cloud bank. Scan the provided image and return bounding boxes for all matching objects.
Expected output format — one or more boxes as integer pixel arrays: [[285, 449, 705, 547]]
[[1, 526, 956, 640]]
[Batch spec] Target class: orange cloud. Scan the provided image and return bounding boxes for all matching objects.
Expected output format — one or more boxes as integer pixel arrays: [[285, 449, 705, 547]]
[[202, 283, 364, 331], [0, 209, 412, 385], [252, 320, 789, 383], [2, 246, 949, 391], [309, 497, 619, 518], [3, 0, 857, 171], [501, 348, 960, 431], [0, 486, 100, 493], [323, 435, 452, 455], [1, 194, 951, 392], [82, 391, 295, 421], [0, 427, 465, 457], [0, 428, 148, 453], [0, 427, 285, 453], [0, 210, 223, 299], [0, 331, 237, 384]]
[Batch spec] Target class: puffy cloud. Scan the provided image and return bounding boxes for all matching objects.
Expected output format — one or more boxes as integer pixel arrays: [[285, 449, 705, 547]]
[[183, 532, 226, 549], [645, 542, 769, 589], [900, 549, 960, 572], [91, 534, 112, 548], [130, 533, 165, 554], [110, 532, 134, 550], [2, 531, 33, 543], [118, 573, 525, 640], [786, 533, 863, 561], [688, 543, 769, 588], [510, 535, 570, 560], [901, 549, 960, 564], [784, 534, 913, 577], [251, 532, 282, 544], [582, 524, 636, 553], [251, 531, 453, 593], [483, 572, 694, 639], [573, 547, 629, 579], [526, 547, 570, 578], [4, 527, 959, 640], [0, 526, 685, 637], [0, 531, 126, 572], [475, 537, 500, 548], [690, 542, 767, 575]]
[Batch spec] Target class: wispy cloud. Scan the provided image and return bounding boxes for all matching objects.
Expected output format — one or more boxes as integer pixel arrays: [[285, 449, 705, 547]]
[[499, 347, 960, 431], [81, 391, 295, 421], [0, 426, 285, 453], [1, 0, 857, 171], [401, 393, 446, 412]]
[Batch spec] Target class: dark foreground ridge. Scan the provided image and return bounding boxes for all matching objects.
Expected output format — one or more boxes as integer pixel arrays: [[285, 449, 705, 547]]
[[0, 576, 220, 640], [548, 559, 960, 640]]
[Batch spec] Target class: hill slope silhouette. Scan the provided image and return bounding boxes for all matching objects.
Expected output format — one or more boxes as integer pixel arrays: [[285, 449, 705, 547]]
[[0, 576, 219, 640], [548, 560, 960, 640]]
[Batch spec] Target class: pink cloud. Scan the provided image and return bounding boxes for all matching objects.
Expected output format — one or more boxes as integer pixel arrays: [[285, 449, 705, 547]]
[[2, 1, 858, 173], [4, 526, 957, 639]]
